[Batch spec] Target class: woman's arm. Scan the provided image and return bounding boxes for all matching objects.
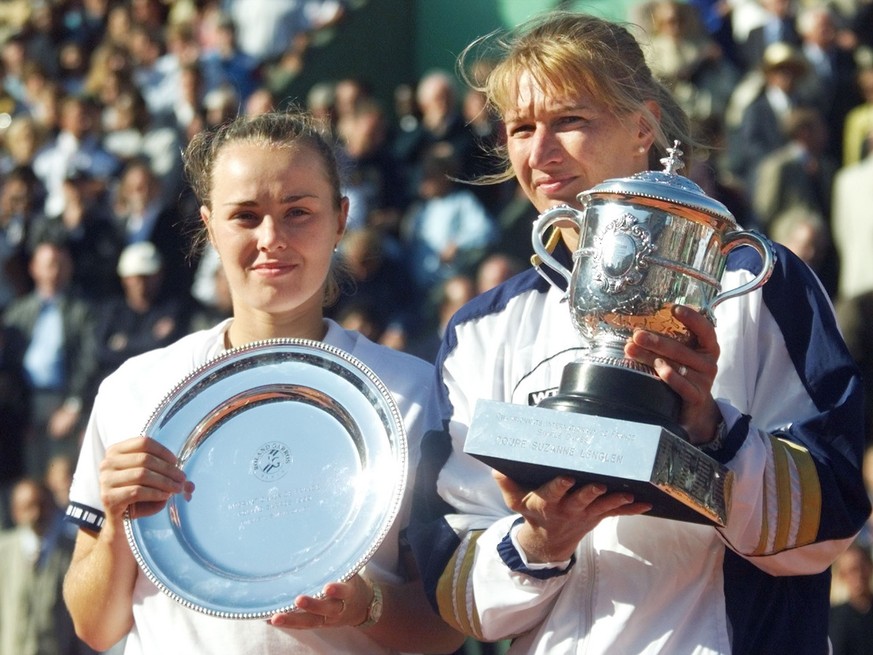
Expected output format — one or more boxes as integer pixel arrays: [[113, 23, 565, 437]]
[[64, 436, 192, 651], [64, 523, 138, 651]]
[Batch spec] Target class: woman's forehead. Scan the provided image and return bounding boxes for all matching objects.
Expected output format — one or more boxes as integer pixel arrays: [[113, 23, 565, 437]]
[[500, 71, 598, 119]]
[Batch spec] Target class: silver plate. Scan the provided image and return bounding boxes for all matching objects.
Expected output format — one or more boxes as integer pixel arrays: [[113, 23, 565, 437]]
[[124, 339, 407, 620]]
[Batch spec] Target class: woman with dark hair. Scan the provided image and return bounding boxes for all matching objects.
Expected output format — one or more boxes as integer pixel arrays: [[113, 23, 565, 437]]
[[62, 110, 463, 655]]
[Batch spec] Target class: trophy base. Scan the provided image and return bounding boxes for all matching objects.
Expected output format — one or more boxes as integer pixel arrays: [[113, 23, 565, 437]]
[[464, 399, 732, 526], [539, 360, 683, 431]]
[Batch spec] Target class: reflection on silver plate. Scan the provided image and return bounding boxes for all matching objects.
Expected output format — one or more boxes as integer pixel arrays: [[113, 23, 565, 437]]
[[123, 339, 407, 620]]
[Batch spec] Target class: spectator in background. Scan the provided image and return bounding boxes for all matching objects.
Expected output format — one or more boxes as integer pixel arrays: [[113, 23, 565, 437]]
[[43, 454, 75, 522], [837, 288, 873, 443], [169, 61, 207, 141], [31, 94, 120, 219], [244, 86, 275, 116], [829, 542, 873, 655], [61, 0, 110, 55], [82, 43, 133, 114], [101, 85, 184, 192], [842, 67, 873, 167], [740, 0, 801, 72], [400, 142, 495, 297], [752, 106, 835, 228], [461, 60, 515, 217], [201, 83, 240, 128], [1, 32, 28, 106], [56, 40, 89, 96], [29, 169, 123, 303], [796, 4, 859, 164], [92, 241, 189, 388], [832, 130, 873, 301], [225, 0, 345, 64], [769, 205, 835, 295], [111, 158, 198, 297], [643, 0, 739, 124], [127, 23, 175, 121], [0, 165, 44, 308], [0, 115, 47, 175], [728, 41, 812, 190], [0, 321, 28, 529], [187, 263, 232, 333], [22, 2, 65, 80], [401, 273, 477, 363], [475, 252, 524, 294], [329, 225, 415, 343], [200, 12, 260, 105], [2, 239, 98, 477], [0, 477, 91, 655], [337, 97, 404, 233], [393, 69, 477, 208]]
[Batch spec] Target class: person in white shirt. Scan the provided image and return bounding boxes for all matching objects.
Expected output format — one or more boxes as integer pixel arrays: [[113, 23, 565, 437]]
[[62, 109, 463, 655]]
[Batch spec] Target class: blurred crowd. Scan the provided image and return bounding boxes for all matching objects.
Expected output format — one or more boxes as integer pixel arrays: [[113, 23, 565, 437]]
[[0, 0, 872, 653]]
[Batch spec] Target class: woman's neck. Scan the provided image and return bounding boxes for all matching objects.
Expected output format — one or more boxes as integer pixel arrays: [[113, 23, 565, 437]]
[[225, 313, 327, 350]]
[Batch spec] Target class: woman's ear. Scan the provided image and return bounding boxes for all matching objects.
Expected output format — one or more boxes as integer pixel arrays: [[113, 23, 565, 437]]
[[200, 206, 215, 248], [337, 196, 350, 239], [638, 99, 661, 150]]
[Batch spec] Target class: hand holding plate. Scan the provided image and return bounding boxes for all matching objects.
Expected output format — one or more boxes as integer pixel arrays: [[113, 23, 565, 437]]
[[100, 436, 193, 522], [268, 574, 372, 629]]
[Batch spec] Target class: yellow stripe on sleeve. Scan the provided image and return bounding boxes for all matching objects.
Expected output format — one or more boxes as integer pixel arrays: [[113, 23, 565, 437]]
[[435, 530, 485, 639], [781, 438, 822, 547], [769, 438, 795, 553]]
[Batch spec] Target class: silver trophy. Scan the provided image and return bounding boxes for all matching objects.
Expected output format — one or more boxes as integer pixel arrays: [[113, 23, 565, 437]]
[[464, 143, 775, 526]]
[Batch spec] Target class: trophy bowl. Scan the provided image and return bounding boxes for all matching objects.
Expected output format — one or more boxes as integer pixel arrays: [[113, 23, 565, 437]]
[[531, 142, 775, 427]]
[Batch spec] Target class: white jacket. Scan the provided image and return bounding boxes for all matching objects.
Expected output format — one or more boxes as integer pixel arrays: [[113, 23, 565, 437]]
[[408, 240, 869, 654]]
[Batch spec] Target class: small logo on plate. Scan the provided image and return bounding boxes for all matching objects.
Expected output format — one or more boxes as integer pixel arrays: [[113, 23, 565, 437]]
[[251, 441, 292, 481]]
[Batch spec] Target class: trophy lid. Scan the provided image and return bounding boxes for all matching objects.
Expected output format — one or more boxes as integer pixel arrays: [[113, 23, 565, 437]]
[[579, 141, 736, 226]]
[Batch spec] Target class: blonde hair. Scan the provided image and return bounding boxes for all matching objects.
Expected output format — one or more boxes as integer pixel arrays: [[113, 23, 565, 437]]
[[459, 11, 695, 183]]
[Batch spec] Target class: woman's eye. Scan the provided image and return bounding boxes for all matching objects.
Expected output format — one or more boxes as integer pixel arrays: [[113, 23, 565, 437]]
[[286, 207, 311, 220], [508, 124, 533, 137]]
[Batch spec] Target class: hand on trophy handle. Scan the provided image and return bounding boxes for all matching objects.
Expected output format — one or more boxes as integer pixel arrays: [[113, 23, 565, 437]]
[[494, 471, 652, 564], [99, 436, 194, 523], [624, 304, 723, 446]]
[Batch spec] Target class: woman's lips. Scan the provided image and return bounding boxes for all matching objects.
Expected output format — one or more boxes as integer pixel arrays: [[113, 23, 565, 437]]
[[534, 175, 575, 195]]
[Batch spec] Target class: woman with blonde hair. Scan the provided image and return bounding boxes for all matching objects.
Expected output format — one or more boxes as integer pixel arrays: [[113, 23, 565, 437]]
[[408, 11, 869, 654]]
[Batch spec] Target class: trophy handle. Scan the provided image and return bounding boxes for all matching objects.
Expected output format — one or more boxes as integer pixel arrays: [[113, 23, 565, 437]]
[[531, 204, 583, 295], [710, 230, 776, 311]]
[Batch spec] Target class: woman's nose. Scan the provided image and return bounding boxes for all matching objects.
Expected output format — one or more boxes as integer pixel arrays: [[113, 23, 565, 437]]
[[528, 126, 559, 168], [257, 215, 286, 251]]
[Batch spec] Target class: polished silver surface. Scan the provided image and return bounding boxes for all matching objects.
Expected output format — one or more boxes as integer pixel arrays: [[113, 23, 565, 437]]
[[532, 141, 776, 374], [124, 339, 407, 620]]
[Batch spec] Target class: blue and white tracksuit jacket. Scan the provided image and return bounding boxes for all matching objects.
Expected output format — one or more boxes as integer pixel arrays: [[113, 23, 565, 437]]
[[407, 239, 870, 655]]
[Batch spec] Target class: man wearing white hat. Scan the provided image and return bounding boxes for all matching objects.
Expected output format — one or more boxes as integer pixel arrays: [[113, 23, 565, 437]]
[[92, 242, 191, 387]]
